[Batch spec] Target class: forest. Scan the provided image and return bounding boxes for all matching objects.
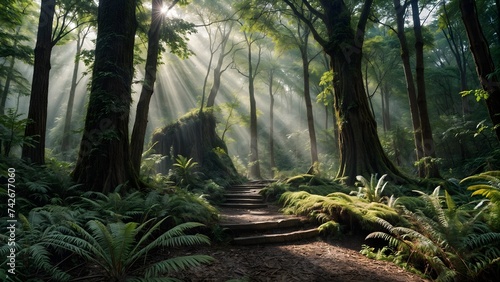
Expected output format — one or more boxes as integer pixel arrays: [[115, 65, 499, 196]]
[[0, 0, 500, 281]]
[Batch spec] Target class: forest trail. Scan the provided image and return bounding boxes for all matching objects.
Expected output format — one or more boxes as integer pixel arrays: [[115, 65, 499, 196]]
[[166, 182, 429, 281], [218, 181, 319, 245]]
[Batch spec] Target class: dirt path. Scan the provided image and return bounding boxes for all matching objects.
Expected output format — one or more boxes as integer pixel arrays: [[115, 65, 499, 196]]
[[167, 204, 429, 282]]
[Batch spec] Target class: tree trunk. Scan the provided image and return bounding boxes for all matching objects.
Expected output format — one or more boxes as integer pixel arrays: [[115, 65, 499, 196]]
[[0, 56, 15, 116], [300, 46, 319, 165], [247, 36, 262, 179], [411, 0, 440, 178], [61, 31, 84, 158], [207, 23, 233, 108], [130, 0, 163, 174], [394, 0, 424, 177], [381, 82, 391, 132], [460, 0, 500, 142], [320, 0, 406, 185], [21, 0, 55, 165], [269, 69, 276, 177], [73, 0, 139, 193]]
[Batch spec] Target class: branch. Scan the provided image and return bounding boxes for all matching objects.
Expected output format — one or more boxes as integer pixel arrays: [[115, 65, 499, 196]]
[[282, 0, 327, 47], [356, 0, 374, 46]]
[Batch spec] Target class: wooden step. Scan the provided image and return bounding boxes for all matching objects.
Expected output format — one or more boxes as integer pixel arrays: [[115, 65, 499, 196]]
[[224, 198, 265, 204], [232, 228, 319, 245], [218, 203, 268, 209], [225, 193, 263, 199], [220, 218, 306, 231]]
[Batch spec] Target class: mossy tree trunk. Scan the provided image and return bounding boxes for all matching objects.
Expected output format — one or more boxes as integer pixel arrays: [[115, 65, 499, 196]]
[[73, 0, 139, 193], [283, 0, 408, 185]]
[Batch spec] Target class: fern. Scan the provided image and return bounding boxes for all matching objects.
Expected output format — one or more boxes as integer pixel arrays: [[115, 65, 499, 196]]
[[45, 219, 213, 281], [172, 155, 201, 189], [461, 171, 500, 231], [80, 190, 145, 222], [0, 209, 80, 282], [365, 186, 500, 281]]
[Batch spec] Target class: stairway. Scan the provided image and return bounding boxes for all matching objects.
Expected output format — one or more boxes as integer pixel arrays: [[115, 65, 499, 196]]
[[218, 181, 319, 245]]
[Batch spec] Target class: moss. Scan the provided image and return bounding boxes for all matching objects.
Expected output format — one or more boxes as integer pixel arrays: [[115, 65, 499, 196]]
[[279, 191, 403, 233]]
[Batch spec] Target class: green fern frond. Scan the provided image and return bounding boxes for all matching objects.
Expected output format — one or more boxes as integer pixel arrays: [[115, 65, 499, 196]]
[[144, 255, 213, 277]]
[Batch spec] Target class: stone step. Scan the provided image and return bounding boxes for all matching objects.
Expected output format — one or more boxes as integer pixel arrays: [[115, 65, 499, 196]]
[[232, 228, 319, 245]]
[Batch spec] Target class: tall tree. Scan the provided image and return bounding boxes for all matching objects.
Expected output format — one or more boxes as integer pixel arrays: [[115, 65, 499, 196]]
[[234, 30, 265, 179], [21, 0, 55, 164], [130, 1, 195, 174], [206, 22, 236, 108], [73, 0, 139, 192], [281, 0, 407, 184], [130, 0, 165, 174], [22, 0, 96, 164], [459, 0, 500, 141], [60, 25, 93, 158], [411, 0, 440, 178]]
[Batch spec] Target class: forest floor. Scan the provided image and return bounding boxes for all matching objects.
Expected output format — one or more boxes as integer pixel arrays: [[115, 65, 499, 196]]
[[165, 205, 430, 282]]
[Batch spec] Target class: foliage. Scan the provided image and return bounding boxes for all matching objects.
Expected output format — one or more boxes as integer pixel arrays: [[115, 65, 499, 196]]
[[169, 154, 204, 191], [0, 108, 33, 157], [259, 181, 289, 202], [366, 187, 500, 281], [139, 143, 170, 186], [351, 174, 389, 203], [460, 89, 489, 102], [279, 191, 401, 233], [461, 171, 500, 231], [161, 18, 197, 59], [0, 206, 93, 282], [46, 219, 213, 281], [79, 190, 145, 223], [0, 156, 82, 214]]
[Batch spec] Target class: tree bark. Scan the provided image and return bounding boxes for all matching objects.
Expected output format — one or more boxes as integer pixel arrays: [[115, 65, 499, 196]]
[[130, 0, 163, 174], [411, 0, 440, 178], [21, 0, 55, 165], [460, 0, 500, 142], [73, 0, 139, 193], [318, 0, 406, 184]]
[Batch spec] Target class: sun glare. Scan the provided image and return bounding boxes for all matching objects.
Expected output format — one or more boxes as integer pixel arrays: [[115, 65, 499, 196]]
[[161, 5, 169, 14]]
